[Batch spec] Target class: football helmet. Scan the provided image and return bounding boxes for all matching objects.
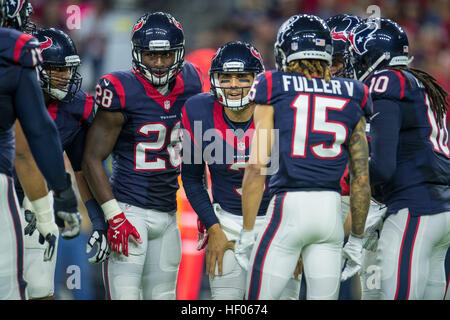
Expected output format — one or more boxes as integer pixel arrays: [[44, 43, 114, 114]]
[[274, 14, 333, 71], [0, 0, 35, 32], [131, 12, 185, 86], [326, 14, 361, 77], [346, 18, 412, 81], [210, 41, 264, 110], [34, 28, 82, 102]]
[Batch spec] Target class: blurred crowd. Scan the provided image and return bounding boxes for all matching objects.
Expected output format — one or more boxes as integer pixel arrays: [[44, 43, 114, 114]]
[[29, 0, 449, 126]]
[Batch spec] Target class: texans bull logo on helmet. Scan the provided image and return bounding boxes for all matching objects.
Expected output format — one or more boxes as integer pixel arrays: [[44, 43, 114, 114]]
[[132, 17, 145, 37], [39, 36, 53, 51], [348, 21, 378, 55], [276, 14, 301, 46], [330, 15, 361, 43], [250, 47, 263, 67]]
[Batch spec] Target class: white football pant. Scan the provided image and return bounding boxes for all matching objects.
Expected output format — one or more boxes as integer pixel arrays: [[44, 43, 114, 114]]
[[246, 191, 344, 300], [359, 200, 386, 300], [209, 203, 301, 300], [377, 208, 450, 299], [103, 202, 181, 300], [0, 174, 27, 299]]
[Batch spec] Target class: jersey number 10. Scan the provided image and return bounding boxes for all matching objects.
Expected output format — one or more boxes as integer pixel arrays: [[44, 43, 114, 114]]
[[425, 93, 449, 157]]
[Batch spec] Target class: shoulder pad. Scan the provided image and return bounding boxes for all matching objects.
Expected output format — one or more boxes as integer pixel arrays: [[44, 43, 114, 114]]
[[182, 61, 204, 92], [0, 29, 42, 67], [249, 70, 275, 105], [95, 72, 127, 111], [365, 69, 407, 101]]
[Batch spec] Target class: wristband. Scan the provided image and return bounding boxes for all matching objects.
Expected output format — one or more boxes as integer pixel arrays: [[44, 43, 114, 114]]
[[31, 192, 54, 223], [101, 199, 122, 221]]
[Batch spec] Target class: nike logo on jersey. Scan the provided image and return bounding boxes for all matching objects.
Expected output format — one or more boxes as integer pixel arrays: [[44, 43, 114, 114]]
[[369, 112, 380, 121], [103, 78, 110, 86]]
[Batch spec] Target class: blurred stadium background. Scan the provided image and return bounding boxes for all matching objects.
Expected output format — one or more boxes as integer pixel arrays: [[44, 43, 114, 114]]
[[28, 0, 449, 300]]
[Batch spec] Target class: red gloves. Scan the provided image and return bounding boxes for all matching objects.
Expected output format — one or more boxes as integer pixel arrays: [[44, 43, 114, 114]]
[[107, 213, 142, 257]]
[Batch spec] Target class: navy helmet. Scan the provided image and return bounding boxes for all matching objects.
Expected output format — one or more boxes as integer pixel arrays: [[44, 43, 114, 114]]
[[274, 14, 333, 71], [346, 18, 412, 81], [326, 14, 362, 57], [34, 28, 82, 102], [0, 0, 35, 32], [210, 41, 264, 110], [131, 12, 185, 86], [326, 14, 361, 77]]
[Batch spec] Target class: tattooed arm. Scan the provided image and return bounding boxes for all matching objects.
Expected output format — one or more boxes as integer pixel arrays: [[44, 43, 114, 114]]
[[348, 116, 371, 237]]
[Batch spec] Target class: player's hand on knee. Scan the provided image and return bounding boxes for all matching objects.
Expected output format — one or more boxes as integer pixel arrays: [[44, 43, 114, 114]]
[[37, 221, 59, 262], [234, 229, 256, 271], [205, 224, 229, 278], [86, 229, 110, 264], [53, 173, 81, 239], [23, 196, 37, 236], [362, 216, 383, 252], [107, 212, 142, 257], [341, 234, 363, 282]]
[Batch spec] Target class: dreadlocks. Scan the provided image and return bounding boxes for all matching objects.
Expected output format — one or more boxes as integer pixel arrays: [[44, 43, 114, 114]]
[[286, 59, 332, 83], [389, 66, 449, 128]]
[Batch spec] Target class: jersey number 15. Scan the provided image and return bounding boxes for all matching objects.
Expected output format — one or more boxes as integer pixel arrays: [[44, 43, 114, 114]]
[[290, 93, 349, 159]]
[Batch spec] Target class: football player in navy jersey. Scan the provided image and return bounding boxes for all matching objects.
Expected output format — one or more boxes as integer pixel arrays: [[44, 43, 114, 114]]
[[181, 41, 301, 300], [82, 12, 203, 300], [14, 28, 108, 299], [0, 0, 78, 299], [327, 14, 389, 300], [347, 18, 450, 300], [240, 14, 372, 300]]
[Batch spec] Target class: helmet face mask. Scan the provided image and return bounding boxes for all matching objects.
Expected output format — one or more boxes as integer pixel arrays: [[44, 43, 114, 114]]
[[131, 12, 185, 86], [40, 62, 82, 101], [209, 41, 264, 111], [34, 28, 82, 102], [211, 71, 255, 110]]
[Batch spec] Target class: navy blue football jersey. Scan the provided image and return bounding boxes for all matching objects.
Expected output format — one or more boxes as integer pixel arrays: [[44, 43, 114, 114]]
[[366, 68, 450, 216], [0, 28, 41, 177], [95, 63, 203, 212], [182, 93, 271, 218], [13, 88, 95, 205], [250, 70, 372, 195], [47, 89, 95, 171]]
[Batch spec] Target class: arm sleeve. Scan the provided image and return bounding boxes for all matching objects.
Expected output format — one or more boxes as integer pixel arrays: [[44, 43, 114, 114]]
[[181, 162, 218, 230], [180, 103, 218, 230], [14, 67, 67, 192], [369, 98, 401, 186]]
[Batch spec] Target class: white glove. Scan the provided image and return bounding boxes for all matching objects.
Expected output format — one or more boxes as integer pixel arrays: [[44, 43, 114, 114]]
[[32, 193, 59, 262], [57, 210, 82, 239], [341, 234, 363, 282], [362, 203, 386, 252], [86, 230, 110, 264], [362, 217, 383, 252], [234, 229, 256, 271]]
